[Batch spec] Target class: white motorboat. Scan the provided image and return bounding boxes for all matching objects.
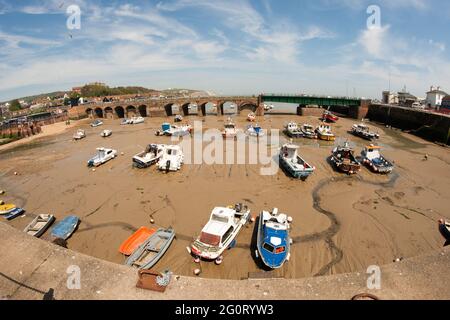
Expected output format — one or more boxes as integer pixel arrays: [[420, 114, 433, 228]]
[[174, 115, 183, 122], [285, 122, 303, 138], [73, 129, 86, 140], [133, 144, 165, 168], [121, 118, 132, 125], [264, 104, 274, 111], [301, 124, 317, 139], [87, 147, 118, 167], [316, 123, 336, 141], [155, 123, 192, 137], [130, 116, 145, 124], [279, 144, 315, 180], [101, 129, 112, 137], [91, 119, 103, 127], [246, 124, 265, 137], [190, 204, 251, 261], [222, 118, 238, 139], [247, 112, 256, 122], [157, 145, 184, 172]]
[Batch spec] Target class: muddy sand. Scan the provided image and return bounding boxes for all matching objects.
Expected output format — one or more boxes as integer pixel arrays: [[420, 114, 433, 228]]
[[0, 114, 449, 280]]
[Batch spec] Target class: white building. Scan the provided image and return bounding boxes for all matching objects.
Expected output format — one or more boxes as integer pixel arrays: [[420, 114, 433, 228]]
[[382, 91, 399, 104], [426, 86, 448, 109]]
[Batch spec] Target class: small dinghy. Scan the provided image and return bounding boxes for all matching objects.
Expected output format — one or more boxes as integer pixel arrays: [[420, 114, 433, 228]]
[[316, 123, 336, 141], [87, 147, 117, 167], [100, 129, 112, 137], [190, 204, 251, 261], [256, 208, 292, 269], [284, 122, 303, 138], [222, 118, 238, 139], [322, 109, 339, 123], [130, 116, 145, 124], [246, 124, 265, 137], [73, 129, 86, 140], [174, 115, 183, 122], [247, 112, 256, 122], [119, 227, 157, 256], [157, 145, 184, 172], [3, 207, 25, 220], [133, 144, 165, 168], [331, 142, 361, 174], [438, 219, 450, 241], [351, 123, 379, 141], [23, 214, 55, 238], [0, 203, 17, 215], [125, 228, 175, 269], [51, 215, 80, 240], [91, 119, 103, 127], [279, 144, 315, 181], [361, 145, 394, 174], [301, 124, 317, 139]]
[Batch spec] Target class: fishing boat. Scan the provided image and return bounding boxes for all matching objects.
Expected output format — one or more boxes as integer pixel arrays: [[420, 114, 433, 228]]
[[322, 109, 339, 123], [316, 123, 336, 141], [3, 207, 25, 220], [133, 144, 165, 168], [222, 118, 238, 139], [279, 144, 315, 180], [246, 124, 265, 137], [0, 203, 17, 215], [247, 112, 256, 122], [51, 215, 79, 240], [285, 122, 303, 138], [121, 118, 131, 125], [100, 129, 112, 137], [331, 142, 361, 174], [256, 208, 292, 269], [130, 116, 145, 124], [119, 227, 157, 256], [361, 145, 394, 174], [91, 119, 103, 127], [125, 228, 175, 269], [190, 204, 251, 262], [73, 129, 86, 140], [87, 147, 117, 167], [264, 104, 274, 111], [351, 123, 380, 141], [301, 124, 317, 139], [23, 214, 55, 238], [174, 115, 183, 122], [157, 145, 184, 172], [155, 123, 192, 137], [438, 219, 450, 241]]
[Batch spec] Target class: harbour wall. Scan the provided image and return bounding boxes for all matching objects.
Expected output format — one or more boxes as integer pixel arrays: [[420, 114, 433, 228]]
[[367, 104, 450, 145]]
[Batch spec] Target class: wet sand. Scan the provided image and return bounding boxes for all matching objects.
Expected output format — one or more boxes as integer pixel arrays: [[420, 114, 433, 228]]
[[0, 114, 449, 280]]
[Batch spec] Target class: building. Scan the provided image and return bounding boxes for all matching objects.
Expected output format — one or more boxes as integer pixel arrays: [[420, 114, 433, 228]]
[[398, 90, 417, 107], [382, 91, 399, 104], [426, 86, 448, 109]]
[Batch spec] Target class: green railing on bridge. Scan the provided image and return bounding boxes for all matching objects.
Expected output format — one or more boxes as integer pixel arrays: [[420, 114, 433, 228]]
[[261, 94, 361, 107]]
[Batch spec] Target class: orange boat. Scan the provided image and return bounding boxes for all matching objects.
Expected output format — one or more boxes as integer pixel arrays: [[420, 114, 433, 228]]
[[119, 227, 156, 256]]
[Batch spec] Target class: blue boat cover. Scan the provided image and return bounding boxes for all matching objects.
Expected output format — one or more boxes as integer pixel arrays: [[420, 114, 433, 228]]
[[51, 215, 79, 240], [260, 223, 289, 269]]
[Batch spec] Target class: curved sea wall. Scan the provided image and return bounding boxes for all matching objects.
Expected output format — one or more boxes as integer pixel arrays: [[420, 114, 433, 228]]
[[0, 222, 448, 300]]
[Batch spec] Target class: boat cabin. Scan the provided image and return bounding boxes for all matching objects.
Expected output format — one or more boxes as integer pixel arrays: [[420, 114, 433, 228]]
[[262, 210, 288, 255], [199, 207, 238, 247], [364, 145, 382, 159], [281, 144, 299, 159]]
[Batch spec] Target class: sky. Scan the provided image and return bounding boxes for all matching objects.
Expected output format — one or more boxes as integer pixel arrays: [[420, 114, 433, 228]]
[[0, 0, 449, 101]]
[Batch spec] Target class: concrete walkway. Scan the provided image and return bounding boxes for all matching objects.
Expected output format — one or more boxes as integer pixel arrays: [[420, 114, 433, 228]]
[[0, 222, 448, 300]]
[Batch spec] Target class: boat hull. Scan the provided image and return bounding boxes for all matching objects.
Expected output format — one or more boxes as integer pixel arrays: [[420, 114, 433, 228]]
[[24, 214, 55, 238], [439, 222, 450, 241], [4, 208, 25, 220], [285, 130, 304, 138], [317, 133, 335, 141], [279, 156, 314, 181], [51, 216, 80, 240]]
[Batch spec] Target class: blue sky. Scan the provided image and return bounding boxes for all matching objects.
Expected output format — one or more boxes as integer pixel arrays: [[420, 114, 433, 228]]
[[0, 0, 449, 101]]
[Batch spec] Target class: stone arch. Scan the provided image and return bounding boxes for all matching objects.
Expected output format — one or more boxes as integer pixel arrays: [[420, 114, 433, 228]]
[[94, 107, 104, 118], [181, 102, 199, 116], [222, 101, 238, 115], [181, 103, 190, 116], [115, 106, 125, 118], [85, 108, 93, 118], [104, 107, 113, 119], [138, 105, 148, 117], [126, 105, 136, 117], [238, 103, 258, 113], [164, 104, 173, 117]]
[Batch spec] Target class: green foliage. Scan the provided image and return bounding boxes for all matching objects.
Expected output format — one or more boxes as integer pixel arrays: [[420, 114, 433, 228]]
[[80, 84, 155, 97], [9, 99, 21, 111]]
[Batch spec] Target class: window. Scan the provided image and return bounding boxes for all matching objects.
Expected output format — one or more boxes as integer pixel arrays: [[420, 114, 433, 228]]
[[221, 226, 234, 244], [211, 214, 228, 223], [263, 243, 275, 253]]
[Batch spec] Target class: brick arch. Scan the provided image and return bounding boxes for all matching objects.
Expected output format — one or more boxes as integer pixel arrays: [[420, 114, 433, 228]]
[[104, 106, 113, 119], [138, 105, 148, 117], [94, 107, 104, 118], [126, 105, 136, 117], [238, 102, 258, 113], [114, 106, 125, 118]]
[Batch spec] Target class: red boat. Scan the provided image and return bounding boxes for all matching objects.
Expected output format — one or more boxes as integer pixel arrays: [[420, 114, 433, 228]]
[[322, 110, 339, 123]]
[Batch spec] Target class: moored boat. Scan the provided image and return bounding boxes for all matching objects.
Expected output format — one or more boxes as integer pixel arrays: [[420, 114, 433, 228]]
[[73, 129, 86, 140], [174, 115, 183, 122], [155, 123, 192, 137], [133, 144, 165, 168], [119, 226, 157, 256], [331, 142, 361, 174], [0, 203, 17, 215], [100, 129, 112, 137], [322, 110, 339, 123], [247, 112, 256, 122], [121, 118, 131, 125], [91, 119, 103, 127], [361, 145, 394, 174], [3, 207, 25, 220], [316, 123, 336, 141], [130, 116, 145, 124], [51, 215, 80, 240], [190, 204, 251, 262], [125, 228, 175, 269], [87, 147, 118, 167], [284, 122, 303, 138], [222, 118, 238, 139], [23, 214, 55, 238], [246, 124, 265, 137], [279, 144, 315, 181], [300, 124, 317, 139], [438, 219, 450, 241], [256, 208, 292, 269], [157, 145, 184, 172], [351, 123, 380, 141]]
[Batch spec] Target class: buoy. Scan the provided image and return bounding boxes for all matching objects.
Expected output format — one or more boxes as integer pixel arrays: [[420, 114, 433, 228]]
[[150, 218, 155, 224], [0, 190, 4, 195], [287, 216, 293, 223], [250, 215, 256, 223], [194, 268, 201, 276], [92, 168, 96, 172], [194, 257, 200, 264], [14, 172, 18, 175], [121, 152, 124, 156], [0, 200, 4, 205], [215, 256, 223, 265]]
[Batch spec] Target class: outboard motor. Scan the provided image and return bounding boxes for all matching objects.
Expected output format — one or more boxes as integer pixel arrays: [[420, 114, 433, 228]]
[[235, 203, 242, 213], [165, 160, 171, 173]]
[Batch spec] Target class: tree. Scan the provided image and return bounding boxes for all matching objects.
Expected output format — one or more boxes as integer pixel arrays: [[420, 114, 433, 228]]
[[9, 99, 21, 112]]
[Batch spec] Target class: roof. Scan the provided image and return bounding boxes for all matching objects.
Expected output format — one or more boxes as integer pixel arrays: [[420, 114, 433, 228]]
[[427, 90, 448, 95]]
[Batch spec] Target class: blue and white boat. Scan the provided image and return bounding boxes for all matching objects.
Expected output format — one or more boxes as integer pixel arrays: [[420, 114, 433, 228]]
[[279, 143, 315, 181], [51, 215, 80, 240], [246, 124, 265, 137], [4, 207, 25, 221], [91, 119, 103, 127], [256, 208, 292, 269], [361, 145, 394, 174]]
